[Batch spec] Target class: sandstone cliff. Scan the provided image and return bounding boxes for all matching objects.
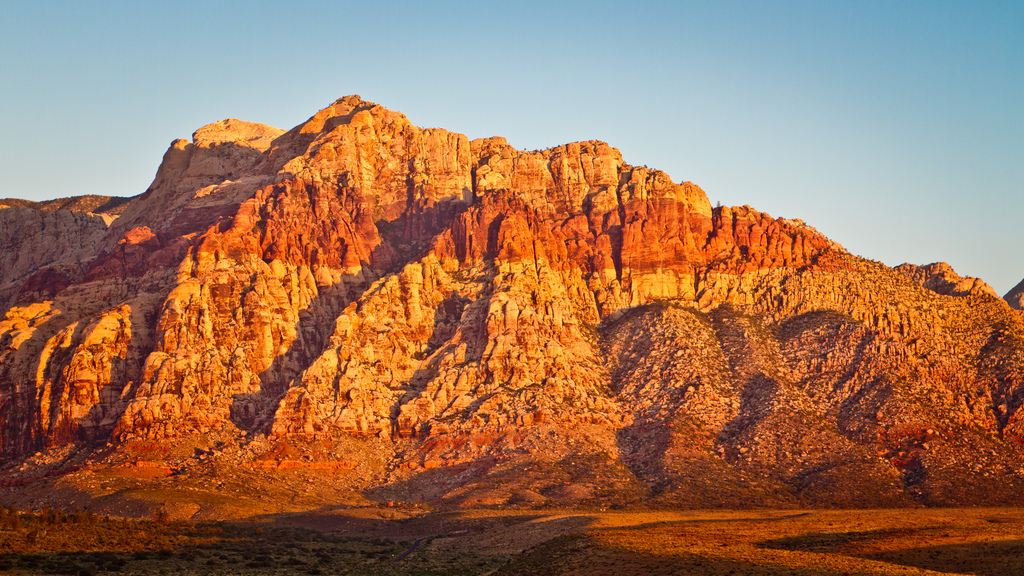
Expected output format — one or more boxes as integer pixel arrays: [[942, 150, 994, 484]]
[[1, 96, 1023, 511]]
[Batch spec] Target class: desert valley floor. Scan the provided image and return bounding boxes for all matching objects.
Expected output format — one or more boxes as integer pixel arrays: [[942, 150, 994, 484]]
[[2, 504, 1024, 575]]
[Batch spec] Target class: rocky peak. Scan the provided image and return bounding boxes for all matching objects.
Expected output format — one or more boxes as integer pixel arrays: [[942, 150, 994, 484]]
[[1006, 278, 1024, 310], [192, 118, 284, 151], [295, 95, 404, 135], [895, 261, 998, 299]]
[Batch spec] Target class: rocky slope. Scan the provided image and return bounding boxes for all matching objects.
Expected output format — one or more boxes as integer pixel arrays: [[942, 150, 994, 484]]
[[1, 96, 1023, 512]]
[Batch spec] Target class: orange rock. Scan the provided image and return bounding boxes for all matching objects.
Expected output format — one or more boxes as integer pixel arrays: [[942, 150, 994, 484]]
[[1, 96, 1023, 508]]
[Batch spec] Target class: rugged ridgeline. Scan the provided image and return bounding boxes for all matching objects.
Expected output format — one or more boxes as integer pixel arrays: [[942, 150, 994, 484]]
[[1, 96, 1023, 511]]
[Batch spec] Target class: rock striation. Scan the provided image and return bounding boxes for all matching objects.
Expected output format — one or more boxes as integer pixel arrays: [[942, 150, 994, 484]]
[[2, 96, 1024, 509]]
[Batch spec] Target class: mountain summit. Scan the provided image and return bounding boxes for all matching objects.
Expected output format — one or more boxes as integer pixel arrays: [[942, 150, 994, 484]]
[[1, 97, 1022, 514]]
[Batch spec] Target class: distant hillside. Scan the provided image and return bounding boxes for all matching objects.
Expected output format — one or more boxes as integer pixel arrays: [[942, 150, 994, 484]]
[[0, 194, 134, 216]]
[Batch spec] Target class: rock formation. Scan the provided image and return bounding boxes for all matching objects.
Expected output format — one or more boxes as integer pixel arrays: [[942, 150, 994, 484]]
[[1005, 278, 1024, 311], [895, 262, 997, 299], [1, 96, 1023, 510]]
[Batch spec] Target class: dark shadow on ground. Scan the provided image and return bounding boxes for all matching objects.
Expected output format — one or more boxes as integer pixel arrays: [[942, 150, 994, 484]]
[[861, 539, 1024, 576], [496, 532, 855, 576], [0, 511, 509, 575], [760, 529, 1024, 576]]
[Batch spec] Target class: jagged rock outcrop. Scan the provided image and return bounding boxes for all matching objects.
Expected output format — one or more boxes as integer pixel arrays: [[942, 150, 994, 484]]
[[1006, 278, 1024, 311], [896, 261, 997, 298], [2, 96, 1023, 509]]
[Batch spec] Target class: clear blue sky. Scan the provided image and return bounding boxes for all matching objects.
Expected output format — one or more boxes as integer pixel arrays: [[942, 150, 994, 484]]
[[2, 1, 1021, 294]]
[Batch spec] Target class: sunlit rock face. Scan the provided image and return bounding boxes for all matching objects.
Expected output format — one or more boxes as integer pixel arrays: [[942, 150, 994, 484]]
[[2, 95, 1024, 508]]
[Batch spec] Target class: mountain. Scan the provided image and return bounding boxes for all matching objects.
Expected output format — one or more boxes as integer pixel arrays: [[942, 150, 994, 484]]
[[1006, 278, 1024, 311], [1, 96, 1023, 514]]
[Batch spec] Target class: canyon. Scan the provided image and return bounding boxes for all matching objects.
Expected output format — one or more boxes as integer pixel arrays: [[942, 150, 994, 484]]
[[1, 96, 1023, 515]]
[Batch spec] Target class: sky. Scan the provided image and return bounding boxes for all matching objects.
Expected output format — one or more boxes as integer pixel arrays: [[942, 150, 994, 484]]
[[1, 1, 1021, 294]]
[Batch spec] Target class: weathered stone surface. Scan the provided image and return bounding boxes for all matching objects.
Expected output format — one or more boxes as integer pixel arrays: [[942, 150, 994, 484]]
[[2, 96, 1023, 509], [0, 206, 113, 315]]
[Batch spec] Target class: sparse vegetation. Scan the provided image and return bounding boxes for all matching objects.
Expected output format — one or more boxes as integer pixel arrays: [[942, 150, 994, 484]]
[[494, 508, 1024, 575], [4, 503, 1024, 574], [0, 505, 506, 575]]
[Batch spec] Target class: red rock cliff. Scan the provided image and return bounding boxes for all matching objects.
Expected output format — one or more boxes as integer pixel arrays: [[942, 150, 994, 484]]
[[2, 96, 1023, 508]]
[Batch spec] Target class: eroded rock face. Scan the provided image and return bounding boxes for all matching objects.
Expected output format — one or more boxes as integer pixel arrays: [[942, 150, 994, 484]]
[[2, 95, 1023, 508]]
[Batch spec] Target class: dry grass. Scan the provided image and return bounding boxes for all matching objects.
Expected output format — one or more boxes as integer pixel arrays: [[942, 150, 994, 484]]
[[0, 505, 503, 575], [2, 506, 1024, 575], [494, 508, 1024, 575]]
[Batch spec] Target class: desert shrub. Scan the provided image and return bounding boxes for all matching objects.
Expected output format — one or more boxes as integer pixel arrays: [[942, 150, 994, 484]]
[[72, 509, 98, 525], [153, 508, 171, 525]]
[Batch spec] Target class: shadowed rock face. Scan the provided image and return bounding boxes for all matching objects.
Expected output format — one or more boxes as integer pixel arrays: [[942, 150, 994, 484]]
[[2, 95, 1024, 508], [1006, 278, 1024, 311]]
